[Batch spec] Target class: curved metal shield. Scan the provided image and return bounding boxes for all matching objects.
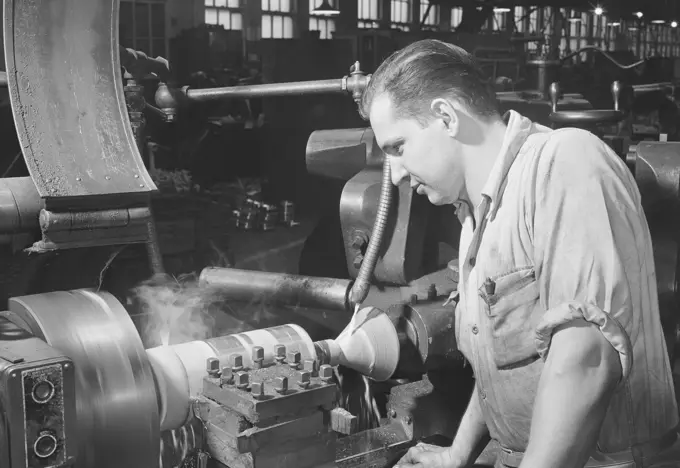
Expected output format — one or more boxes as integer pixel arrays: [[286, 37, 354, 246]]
[[3, 0, 156, 206]]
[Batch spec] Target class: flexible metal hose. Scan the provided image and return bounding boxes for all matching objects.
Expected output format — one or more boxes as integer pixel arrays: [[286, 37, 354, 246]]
[[561, 45, 645, 70], [348, 158, 393, 307]]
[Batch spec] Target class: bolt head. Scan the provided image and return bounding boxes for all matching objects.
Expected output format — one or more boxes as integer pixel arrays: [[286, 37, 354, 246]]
[[303, 359, 318, 373], [298, 371, 311, 385], [235, 371, 250, 388], [353, 254, 364, 269], [274, 376, 288, 393], [287, 351, 301, 364], [251, 381, 265, 398], [206, 357, 220, 374], [230, 353, 243, 369], [274, 344, 286, 359], [252, 346, 264, 361], [351, 235, 366, 250], [319, 364, 333, 380]]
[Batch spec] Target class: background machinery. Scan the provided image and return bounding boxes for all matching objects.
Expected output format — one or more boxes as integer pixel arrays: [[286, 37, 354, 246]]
[[0, 0, 679, 468]]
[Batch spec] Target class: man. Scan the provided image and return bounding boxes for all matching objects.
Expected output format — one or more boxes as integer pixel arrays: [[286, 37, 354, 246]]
[[359, 39, 680, 468]]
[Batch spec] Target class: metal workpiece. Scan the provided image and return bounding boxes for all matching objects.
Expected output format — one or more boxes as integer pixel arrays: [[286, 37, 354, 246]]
[[4, 0, 157, 200], [6, 290, 160, 468], [305, 127, 385, 180], [633, 142, 680, 210], [0, 177, 42, 234], [198, 267, 352, 311]]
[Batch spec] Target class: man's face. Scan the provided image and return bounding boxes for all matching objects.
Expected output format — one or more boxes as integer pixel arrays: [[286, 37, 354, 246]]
[[369, 94, 464, 205]]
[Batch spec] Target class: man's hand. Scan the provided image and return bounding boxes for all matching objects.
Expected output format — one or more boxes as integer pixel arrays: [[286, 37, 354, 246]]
[[394, 442, 456, 468]]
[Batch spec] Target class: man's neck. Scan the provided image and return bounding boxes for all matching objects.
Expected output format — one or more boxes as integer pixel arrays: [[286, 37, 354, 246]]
[[460, 117, 508, 211]]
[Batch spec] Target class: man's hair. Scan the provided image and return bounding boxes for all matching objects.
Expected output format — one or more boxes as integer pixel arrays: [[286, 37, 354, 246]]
[[360, 39, 499, 123]]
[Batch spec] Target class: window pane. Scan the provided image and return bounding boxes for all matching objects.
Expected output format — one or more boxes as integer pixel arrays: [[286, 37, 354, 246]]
[[262, 14, 272, 38], [280, 0, 291, 12], [273, 15, 282, 37], [227, 0, 239, 6], [283, 16, 293, 37], [135, 3, 149, 37], [151, 3, 165, 37], [218, 11, 231, 28], [231, 12, 242, 30], [205, 8, 218, 24], [261, 0, 268, 10], [215, 0, 227, 6], [205, 0, 214, 6], [270, 0, 280, 12]]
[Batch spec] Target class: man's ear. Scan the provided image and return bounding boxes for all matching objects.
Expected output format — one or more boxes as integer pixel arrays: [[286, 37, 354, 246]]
[[430, 98, 460, 138]]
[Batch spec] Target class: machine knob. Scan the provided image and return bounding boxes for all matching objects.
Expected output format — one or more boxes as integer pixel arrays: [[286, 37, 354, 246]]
[[549, 82, 561, 112], [34, 432, 58, 459], [32, 380, 55, 404], [611, 81, 622, 111]]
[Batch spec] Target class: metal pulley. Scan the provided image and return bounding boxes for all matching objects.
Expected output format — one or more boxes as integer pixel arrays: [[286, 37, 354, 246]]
[[548, 81, 625, 127]]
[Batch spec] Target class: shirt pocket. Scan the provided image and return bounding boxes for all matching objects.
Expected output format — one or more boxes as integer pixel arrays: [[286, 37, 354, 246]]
[[479, 266, 542, 369]]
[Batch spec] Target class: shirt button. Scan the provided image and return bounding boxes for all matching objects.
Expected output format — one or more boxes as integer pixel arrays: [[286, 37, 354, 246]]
[[480, 389, 487, 399], [472, 325, 479, 334]]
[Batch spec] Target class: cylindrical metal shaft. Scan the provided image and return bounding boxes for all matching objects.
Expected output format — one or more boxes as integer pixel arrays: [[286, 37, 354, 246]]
[[198, 267, 352, 311], [185, 79, 344, 102]]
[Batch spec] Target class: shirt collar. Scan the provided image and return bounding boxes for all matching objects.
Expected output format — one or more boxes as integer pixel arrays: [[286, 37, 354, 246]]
[[479, 110, 537, 218]]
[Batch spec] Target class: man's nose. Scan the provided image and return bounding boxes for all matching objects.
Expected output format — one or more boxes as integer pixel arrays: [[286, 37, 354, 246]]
[[388, 157, 409, 186]]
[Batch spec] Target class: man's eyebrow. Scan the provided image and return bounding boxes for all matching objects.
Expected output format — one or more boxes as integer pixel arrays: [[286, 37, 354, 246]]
[[381, 138, 404, 153]]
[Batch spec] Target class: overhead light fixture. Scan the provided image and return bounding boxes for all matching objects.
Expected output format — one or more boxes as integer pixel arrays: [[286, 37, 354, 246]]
[[594, 7, 604, 16], [651, 20, 665, 24], [628, 26, 638, 31], [608, 22, 621, 26], [672, 21, 678, 28], [312, 0, 340, 16], [493, 7, 511, 13], [635, 11, 644, 19]]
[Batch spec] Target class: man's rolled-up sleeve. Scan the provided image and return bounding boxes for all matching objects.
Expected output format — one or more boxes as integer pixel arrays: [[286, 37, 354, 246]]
[[530, 130, 636, 383]]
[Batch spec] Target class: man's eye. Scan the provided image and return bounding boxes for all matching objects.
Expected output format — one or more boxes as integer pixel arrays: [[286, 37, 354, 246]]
[[395, 146, 404, 156]]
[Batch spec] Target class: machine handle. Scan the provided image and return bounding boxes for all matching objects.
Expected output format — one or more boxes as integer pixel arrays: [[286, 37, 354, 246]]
[[549, 80, 624, 127]]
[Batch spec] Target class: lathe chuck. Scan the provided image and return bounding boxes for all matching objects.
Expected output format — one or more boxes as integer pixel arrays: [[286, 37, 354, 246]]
[[7, 289, 160, 468]]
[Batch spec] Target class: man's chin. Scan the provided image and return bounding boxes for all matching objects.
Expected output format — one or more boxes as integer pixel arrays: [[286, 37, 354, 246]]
[[427, 192, 446, 205]]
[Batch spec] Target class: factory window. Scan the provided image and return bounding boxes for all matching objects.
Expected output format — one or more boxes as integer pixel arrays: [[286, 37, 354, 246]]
[[309, 0, 336, 39], [205, 0, 242, 30], [391, 0, 411, 31], [358, 0, 381, 29], [451, 7, 463, 30], [421, 0, 439, 31], [119, 0, 167, 58], [492, 8, 509, 31], [262, 0, 295, 38]]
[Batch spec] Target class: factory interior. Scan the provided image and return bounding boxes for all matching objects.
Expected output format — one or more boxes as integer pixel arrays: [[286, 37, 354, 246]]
[[0, 0, 680, 466]]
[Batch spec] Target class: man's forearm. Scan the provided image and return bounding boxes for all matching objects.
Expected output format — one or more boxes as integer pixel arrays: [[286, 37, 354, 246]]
[[447, 386, 491, 467], [520, 321, 621, 468]]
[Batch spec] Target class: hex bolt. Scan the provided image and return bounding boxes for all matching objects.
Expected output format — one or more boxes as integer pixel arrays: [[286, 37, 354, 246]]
[[251, 381, 265, 400], [287, 351, 301, 369], [353, 254, 364, 269], [273, 376, 288, 394], [297, 371, 311, 389], [409, 294, 418, 305], [303, 359, 318, 376], [274, 344, 286, 364], [319, 364, 334, 382], [427, 283, 437, 300], [220, 367, 234, 386], [390, 409, 397, 418], [351, 234, 367, 250], [235, 371, 250, 390], [206, 357, 220, 377], [230, 353, 244, 372], [251, 346, 265, 368]]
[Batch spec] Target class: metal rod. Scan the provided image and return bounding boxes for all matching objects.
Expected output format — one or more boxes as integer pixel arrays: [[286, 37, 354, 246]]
[[198, 267, 352, 311], [185, 79, 345, 102]]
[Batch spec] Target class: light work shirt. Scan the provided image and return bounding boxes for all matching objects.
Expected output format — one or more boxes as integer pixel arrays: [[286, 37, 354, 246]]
[[454, 110, 679, 466]]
